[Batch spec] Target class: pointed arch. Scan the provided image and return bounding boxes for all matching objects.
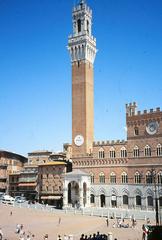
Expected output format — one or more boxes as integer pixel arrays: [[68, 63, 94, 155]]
[[110, 172, 116, 184], [146, 188, 154, 197], [120, 146, 127, 158], [99, 172, 105, 183], [134, 171, 141, 184], [111, 187, 118, 196], [144, 145, 151, 156], [121, 171, 128, 183], [157, 144, 162, 156], [89, 172, 94, 184], [122, 188, 130, 196], [134, 188, 142, 197], [146, 171, 153, 184], [98, 147, 105, 159], [110, 147, 116, 158], [99, 187, 106, 195], [133, 145, 140, 157]]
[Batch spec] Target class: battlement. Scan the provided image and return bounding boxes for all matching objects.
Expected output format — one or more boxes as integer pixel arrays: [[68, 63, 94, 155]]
[[93, 139, 126, 146], [73, 3, 92, 15], [131, 107, 161, 116], [126, 102, 161, 117], [126, 102, 137, 116], [125, 102, 137, 108]]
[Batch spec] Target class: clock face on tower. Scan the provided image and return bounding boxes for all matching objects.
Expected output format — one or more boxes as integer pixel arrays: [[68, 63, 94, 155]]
[[74, 135, 84, 146], [146, 121, 159, 135]]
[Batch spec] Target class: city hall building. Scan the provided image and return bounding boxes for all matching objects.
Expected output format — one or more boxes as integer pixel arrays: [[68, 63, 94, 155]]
[[63, 0, 162, 210]]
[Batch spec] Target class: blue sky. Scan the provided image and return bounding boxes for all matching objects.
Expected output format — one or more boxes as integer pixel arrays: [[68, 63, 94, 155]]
[[0, 0, 162, 156]]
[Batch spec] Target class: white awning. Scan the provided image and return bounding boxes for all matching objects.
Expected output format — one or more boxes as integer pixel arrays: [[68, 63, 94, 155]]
[[41, 196, 61, 200]]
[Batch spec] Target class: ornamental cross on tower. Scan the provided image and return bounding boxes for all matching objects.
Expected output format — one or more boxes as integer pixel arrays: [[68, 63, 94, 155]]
[[80, 0, 85, 4]]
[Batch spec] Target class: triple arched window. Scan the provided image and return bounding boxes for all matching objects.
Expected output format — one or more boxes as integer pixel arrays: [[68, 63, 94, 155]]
[[157, 144, 162, 156], [121, 172, 128, 183], [97, 143, 162, 159], [90, 172, 94, 184], [133, 146, 140, 157], [121, 147, 127, 158], [99, 172, 105, 183], [134, 172, 141, 184], [110, 147, 116, 158], [145, 145, 151, 157], [110, 172, 116, 183], [98, 148, 105, 159], [146, 171, 153, 184]]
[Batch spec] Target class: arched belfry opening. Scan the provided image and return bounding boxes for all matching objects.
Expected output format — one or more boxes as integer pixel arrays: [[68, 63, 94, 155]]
[[77, 19, 81, 33], [63, 170, 91, 209]]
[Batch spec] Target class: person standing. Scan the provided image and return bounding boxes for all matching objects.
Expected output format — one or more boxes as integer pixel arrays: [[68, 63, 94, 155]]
[[58, 217, 61, 225], [44, 234, 48, 240], [0, 228, 3, 240], [106, 217, 109, 227]]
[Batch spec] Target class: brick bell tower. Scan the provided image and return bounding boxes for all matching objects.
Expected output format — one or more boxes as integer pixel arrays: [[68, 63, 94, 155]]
[[68, 0, 97, 157]]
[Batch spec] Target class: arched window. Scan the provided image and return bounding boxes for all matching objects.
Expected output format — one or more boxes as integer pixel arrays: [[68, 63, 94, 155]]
[[110, 172, 116, 184], [99, 172, 105, 183], [146, 171, 153, 184], [134, 127, 139, 136], [159, 197, 162, 207], [121, 147, 127, 158], [110, 147, 116, 158], [134, 172, 141, 184], [147, 196, 153, 207], [77, 19, 81, 33], [145, 145, 151, 157], [133, 146, 140, 157], [90, 172, 94, 184], [157, 144, 162, 156], [98, 148, 105, 159], [90, 194, 95, 204], [158, 172, 162, 185], [136, 195, 141, 206], [123, 195, 128, 205], [87, 20, 89, 34], [121, 172, 128, 184]]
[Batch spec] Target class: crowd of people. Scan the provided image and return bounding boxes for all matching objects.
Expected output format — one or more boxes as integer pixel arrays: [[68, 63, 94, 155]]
[[79, 232, 117, 240], [0, 209, 151, 240], [15, 223, 35, 240]]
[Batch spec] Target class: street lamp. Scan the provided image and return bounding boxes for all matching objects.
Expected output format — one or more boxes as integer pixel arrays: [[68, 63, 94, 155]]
[[150, 169, 160, 225]]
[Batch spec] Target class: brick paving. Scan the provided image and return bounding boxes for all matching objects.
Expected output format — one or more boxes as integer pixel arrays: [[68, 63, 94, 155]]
[[0, 204, 153, 240]]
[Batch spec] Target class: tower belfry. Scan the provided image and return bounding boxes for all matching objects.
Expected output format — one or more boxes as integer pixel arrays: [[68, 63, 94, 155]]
[[68, 0, 97, 157]]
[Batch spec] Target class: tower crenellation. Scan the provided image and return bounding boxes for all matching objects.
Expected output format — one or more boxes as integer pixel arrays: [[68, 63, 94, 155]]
[[126, 102, 137, 116]]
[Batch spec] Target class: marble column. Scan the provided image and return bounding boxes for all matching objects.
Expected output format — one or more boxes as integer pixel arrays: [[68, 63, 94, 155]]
[[86, 187, 90, 207], [141, 196, 147, 210], [63, 187, 68, 208], [79, 188, 84, 208]]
